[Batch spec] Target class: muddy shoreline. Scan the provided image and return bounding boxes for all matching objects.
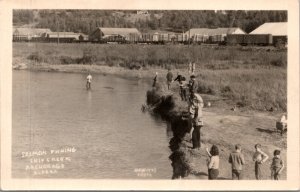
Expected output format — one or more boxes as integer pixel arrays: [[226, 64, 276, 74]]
[[146, 84, 287, 180], [146, 85, 206, 179]]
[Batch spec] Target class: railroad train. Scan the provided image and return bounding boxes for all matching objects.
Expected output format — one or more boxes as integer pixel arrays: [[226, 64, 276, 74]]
[[92, 33, 286, 46], [13, 32, 286, 46]]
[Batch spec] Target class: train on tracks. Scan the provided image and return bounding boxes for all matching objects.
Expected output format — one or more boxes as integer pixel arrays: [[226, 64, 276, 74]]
[[13, 31, 286, 46]]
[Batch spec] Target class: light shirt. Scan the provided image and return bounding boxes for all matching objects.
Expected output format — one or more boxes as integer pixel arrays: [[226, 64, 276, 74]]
[[208, 155, 219, 169], [253, 150, 268, 163], [87, 75, 92, 83]]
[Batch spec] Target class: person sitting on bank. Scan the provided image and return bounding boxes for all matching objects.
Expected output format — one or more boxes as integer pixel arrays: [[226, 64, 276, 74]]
[[206, 145, 220, 180], [166, 69, 173, 90], [188, 92, 204, 149], [174, 73, 187, 101], [86, 73, 92, 90]]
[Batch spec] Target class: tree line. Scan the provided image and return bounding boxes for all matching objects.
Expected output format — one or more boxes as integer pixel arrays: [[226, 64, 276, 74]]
[[13, 10, 287, 34]]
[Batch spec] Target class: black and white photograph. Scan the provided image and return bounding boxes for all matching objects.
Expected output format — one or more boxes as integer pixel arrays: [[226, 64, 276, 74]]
[[0, 0, 299, 190]]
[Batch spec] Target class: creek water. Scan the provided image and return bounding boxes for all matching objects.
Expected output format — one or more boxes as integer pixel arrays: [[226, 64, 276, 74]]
[[12, 70, 173, 179]]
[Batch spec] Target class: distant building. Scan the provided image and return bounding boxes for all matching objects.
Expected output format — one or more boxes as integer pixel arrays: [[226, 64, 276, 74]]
[[250, 22, 287, 44], [46, 32, 82, 43], [79, 34, 89, 41], [89, 27, 141, 42], [183, 27, 246, 43], [13, 27, 52, 41], [185, 27, 246, 37]]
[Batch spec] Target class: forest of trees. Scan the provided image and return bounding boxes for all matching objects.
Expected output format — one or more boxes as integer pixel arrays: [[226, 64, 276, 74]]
[[13, 10, 287, 34]]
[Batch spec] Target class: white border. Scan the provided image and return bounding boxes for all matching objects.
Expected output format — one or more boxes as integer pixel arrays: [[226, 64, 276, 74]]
[[1, 0, 299, 190]]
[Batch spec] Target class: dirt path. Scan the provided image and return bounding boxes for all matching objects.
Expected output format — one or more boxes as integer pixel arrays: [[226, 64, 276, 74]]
[[185, 107, 287, 180]]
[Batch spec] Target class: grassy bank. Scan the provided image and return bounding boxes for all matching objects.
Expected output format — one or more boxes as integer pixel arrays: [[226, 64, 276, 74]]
[[13, 42, 287, 69], [13, 42, 287, 111], [146, 86, 287, 180]]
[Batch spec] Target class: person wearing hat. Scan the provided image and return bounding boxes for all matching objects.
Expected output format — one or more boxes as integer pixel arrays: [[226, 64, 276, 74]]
[[188, 92, 204, 149], [188, 75, 198, 96]]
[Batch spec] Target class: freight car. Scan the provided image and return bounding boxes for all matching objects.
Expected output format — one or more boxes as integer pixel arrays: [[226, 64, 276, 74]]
[[191, 34, 209, 44], [226, 34, 273, 46], [209, 34, 226, 44]]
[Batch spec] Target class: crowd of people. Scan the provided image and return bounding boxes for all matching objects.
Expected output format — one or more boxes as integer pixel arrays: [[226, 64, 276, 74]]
[[152, 68, 285, 180]]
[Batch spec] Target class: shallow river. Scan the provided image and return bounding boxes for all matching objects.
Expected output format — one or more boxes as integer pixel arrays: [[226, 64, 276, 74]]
[[12, 71, 173, 179]]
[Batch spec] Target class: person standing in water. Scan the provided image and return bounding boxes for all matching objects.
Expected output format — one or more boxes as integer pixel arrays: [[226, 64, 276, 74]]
[[86, 73, 92, 90]]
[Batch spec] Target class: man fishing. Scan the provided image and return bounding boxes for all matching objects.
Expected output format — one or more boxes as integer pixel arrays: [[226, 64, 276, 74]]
[[86, 73, 92, 90], [174, 73, 188, 101], [188, 75, 198, 96], [188, 92, 204, 149]]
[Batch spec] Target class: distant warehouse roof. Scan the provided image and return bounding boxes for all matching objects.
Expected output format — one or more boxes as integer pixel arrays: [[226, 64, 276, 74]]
[[185, 27, 246, 36], [98, 27, 141, 36], [89, 27, 141, 41], [47, 32, 83, 40], [250, 22, 287, 36], [13, 28, 52, 36]]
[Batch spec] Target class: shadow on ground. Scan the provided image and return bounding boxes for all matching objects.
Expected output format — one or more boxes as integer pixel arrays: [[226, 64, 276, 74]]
[[256, 127, 277, 134]]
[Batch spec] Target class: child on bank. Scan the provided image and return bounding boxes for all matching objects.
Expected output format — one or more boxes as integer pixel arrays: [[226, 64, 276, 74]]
[[270, 150, 284, 180], [206, 145, 220, 180]]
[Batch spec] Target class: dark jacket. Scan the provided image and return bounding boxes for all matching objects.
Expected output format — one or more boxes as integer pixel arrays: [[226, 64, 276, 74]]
[[229, 151, 245, 171], [189, 79, 198, 93], [166, 72, 173, 82]]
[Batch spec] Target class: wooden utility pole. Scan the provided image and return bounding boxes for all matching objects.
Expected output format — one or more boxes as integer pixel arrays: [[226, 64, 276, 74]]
[[56, 15, 60, 44]]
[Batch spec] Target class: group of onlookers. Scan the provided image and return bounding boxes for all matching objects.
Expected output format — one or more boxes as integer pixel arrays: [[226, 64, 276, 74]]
[[153, 68, 285, 180], [205, 144, 284, 180]]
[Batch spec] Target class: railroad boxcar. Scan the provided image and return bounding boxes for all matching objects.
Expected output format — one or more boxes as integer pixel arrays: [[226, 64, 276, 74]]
[[176, 34, 183, 42], [141, 33, 152, 43], [193, 34, 210, 44], [152, 33, 159, 42], [208, 34, 226, 44], [273, 36, 287, 47], [226, 34, 273, 46], [158, 33, 169, 43], [128, 33, 141, 43], [103, 35, 126, 44]]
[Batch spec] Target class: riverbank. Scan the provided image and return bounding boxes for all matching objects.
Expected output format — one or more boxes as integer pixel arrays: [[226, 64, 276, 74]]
[[13, 42, 287, 112], [146, 86, 287, 180]]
